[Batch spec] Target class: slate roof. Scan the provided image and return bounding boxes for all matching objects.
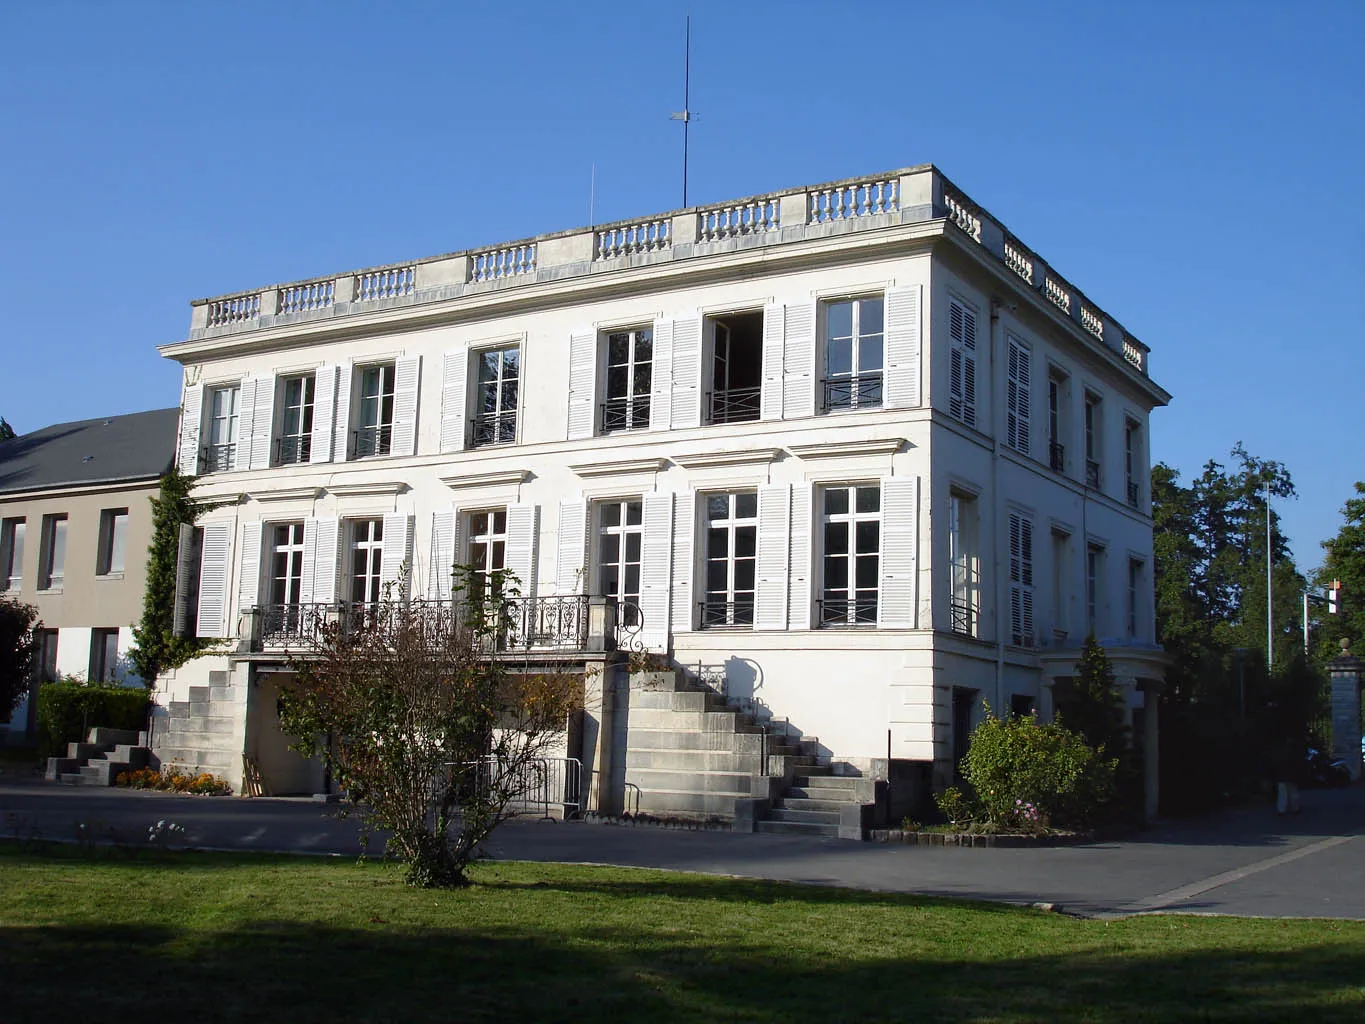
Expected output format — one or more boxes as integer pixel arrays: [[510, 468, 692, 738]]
[[0, 408, 179, 495]]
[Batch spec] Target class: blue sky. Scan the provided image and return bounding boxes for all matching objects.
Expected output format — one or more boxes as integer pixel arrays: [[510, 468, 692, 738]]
[[1, 1, 1360, 570]]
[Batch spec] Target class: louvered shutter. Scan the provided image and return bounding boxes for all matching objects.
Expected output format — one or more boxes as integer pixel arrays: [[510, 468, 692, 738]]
[[961, 304, 978, 428], [782, 302, 817, 419], [787, 484, 813, 630], [248, 376, 275, 468], [877, 478, 918, 628], [505, 503, 539, 600], [390, 355, 421, 457], [380, 514, 414, 601], [235, 378, 257, 471], [566, 331, 597, 440], [670, 316, 703, 429], [236, 521, 263, 621], [311, 519, 339, 604], [1006, 338, 1030, 455], [1008, 511, 1034, 646], [439, 350, 468, 453], [172, 523, 197, 638], [178, 384, 203, 474], [299, 519, 319, 604], [429, 509, 455, 601], [333, 365, 353, 461], [639, 492, 673, 650], [555, 499, 588, 594], [196, 521, 234, 639], [649, 317, 674, 431], [755, 484, 790, 630], [671, 492, 695, 632], [883, 286, 922, 409], [310, 365, 337, 463], [760, 303, 785, 421]]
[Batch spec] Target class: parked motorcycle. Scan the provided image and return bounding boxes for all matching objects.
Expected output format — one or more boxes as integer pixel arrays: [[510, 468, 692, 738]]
[[1305, 747, 1351, 788]]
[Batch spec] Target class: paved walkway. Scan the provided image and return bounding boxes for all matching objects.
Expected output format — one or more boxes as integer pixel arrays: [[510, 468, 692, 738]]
[[2, 776, 1362, 919]]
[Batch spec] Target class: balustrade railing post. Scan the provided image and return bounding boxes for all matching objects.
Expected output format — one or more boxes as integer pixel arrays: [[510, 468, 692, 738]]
[[258, 289, 279, 317], [586, 595, 612, 653], [778, 190, 808, 234]]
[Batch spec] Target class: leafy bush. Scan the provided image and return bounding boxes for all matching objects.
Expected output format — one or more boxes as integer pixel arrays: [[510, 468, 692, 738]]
[[934, 785, 974, 825], [36, 681, 149, 755]]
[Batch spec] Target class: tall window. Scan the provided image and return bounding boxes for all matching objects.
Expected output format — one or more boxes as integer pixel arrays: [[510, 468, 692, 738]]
[[1124, 419, 1141, 508], [821, 485, 880, 626], [89, 628, 120, 683], [276, 374, 315, 465], [1127, 558, 1144, 638], [269, 523, 306, 607], [707, 312, 763, 424], [1008, 511, 1034, 647], [597, 499, 643, 626], [1084, 392, 1101, 489], [355, 363, 396, 457], [37, 629, 58, 682], [702, 492, 757, 628], [38, 513, 67, 590], [602, 328, 652, 432], [1005, 336, 1030, 454], [947, 298, 978, 427], [1047, 371, 1067, 472], [96, 508, 129, 576], [948, 493, 978, 637], [204, 384, 240, 472], [1051, 529, 1071, 641], [0, 517, 24, 591], [1087, 544, 1104, 635], [472, 347, 519, 447], [349, 519, 384, 606], [467, 509, 507, 598], [823, 297, 883, 411]]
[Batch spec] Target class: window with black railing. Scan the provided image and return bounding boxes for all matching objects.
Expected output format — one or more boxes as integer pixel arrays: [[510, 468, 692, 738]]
[[818, 596, 878, 626], [471, 410, 517, 447], [1127, 480, 1140, 508], [603, 327, 652, 433], [1085, 459, 1101, 489], [275, 373, 315, 466], [820, 484, 880, 627], [353, 363, 396, 458], [707, 311, 764, 425], [699, 599, 755, 629], [823, 296, 884, 413], [202, 384, 240, 473], [707, 387, 761, 424], [472, 346, 519, 447], [1049, 440, 1065, 472], [703, 492, 757, 630], [950, 598, 977, 637]]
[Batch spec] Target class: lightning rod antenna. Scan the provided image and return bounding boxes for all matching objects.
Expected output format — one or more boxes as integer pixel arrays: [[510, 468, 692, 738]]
[[669, 16, 695, 207]]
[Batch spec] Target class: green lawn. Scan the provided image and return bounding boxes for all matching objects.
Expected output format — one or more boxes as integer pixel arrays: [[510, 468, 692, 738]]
[[2, 844, 1363, 1023]]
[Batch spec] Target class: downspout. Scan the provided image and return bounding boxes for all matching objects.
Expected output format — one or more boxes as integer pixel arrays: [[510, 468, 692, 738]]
[[990, 299, 1006, 717]]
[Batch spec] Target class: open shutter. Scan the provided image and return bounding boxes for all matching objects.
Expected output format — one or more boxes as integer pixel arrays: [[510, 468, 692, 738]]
[[380, 514, 414, 601], [299, 519, 319, 604], [670, 316, 703, 429], [567, 331, 597, 440], [556, 499, 588, 594], [639, 492, 673, 650], [249, 376, 275, 469], [505, 503, 539, 599], [234, 378, 257, 471], [429, 509, 455, 601], [178, 384, 203, 474], [310, 365, 337, 463], [782, 302, 817, 419], [787, 484, 813, 630], [332, 365, 353, 462], [760, 303, 785, 421], [884, 285, 921, 409], [878, 477, 918, 628], [390, 355, 421, 457], [237, 521, 262, 619], [439, 350, 468, 453], [671, 492, 695, 632], [312, 518, 339, 604], [196, 521, 234, 639], [649, 317, 674, 431], [755, 484, 790, 630], [172, 523, 197, 638]]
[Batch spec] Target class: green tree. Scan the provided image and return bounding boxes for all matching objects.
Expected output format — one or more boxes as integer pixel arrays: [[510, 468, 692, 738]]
[[0, 596, 41, 716], [1314, 482, 1365, 663], [0, 417, 15, 442]]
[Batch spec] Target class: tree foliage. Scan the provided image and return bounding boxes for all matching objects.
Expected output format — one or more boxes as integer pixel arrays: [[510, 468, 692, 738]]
[[0, 417, 15, 442], [0, 596, 41, 716], [1313, 481, 1365, 663]]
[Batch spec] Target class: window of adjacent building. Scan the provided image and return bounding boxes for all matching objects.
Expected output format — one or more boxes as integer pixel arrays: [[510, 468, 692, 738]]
[[1087, 544, 1105, 635], [1047, 370, 1068, 473], [0, 517, 24, 591], [823, 297, 884, 411], [269, 522, 306, 608], [948, 492, 978, 637], [597, 499, 643, 626], [466, 509, 507, 599], [89, 628, 120, 683], [1127, 558, 1144, 639], [472, 347, 520, 448], [1124, 418, 1141, 508], [701, 492, 757, 628], [1007, 511, 1034, 648], [947, 297, 978, 428], [602, 328, 652, 432], [1051, 529, 1071, 642], [37, 629, 58, 682], [1010, 693, 1036, 719], [96, 508, 129, 576], [204, 384, 240, 473], [706, 311, 763, 424], [1005, 335, 1030, 455], [349, 519, 385, 607], [1084, 391, 1102, 489], [821, 484, 880, 626], [275, 373, 315, 465], [38, 514, 67, 590], [354, 363, 396, 457]]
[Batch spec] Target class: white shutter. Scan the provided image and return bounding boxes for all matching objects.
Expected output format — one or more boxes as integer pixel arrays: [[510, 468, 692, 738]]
[[236, 521, 263, 620], [878, 477, 918, 628], [196, 521, 234, 639], [1008, 511, 1034, 645], [782, 302, 817, 419], [639, 492, 673, 650], [1007, 337, 1031, 455], [249, 376, 275, 468], [178, 384, 203, 474], [429, 509, 455, 601], [755, 484, 790, 630], [299, 519, 319, 604], [380, 513, 414, 600], [333, 365, 353, 462], [439, 350, 468, 453], [312, 518, 339, 604], [556, 499, 588, 594], [948, 299, 978, 428], [670, 316, 703, 429], [884, 286, 922, 409], [567, 331, 597, 440], [310, 365, 337, 463], [505, 503, 539, 599], [172, 523, 196, 637], [671, 491, 695, 632], [787, 484, 813, 630], [760, 303, 784, 421], [235, 378, 257, 470], [390, 355, 421, 457], [649, 317, 674, 431]]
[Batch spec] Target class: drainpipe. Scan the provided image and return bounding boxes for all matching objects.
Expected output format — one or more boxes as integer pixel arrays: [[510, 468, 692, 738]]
[[990, 299, 1006, 717]]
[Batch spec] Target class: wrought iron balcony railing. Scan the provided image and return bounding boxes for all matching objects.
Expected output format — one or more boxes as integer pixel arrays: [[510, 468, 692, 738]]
[[255, 602, 334, 648], [600, 395, 650, 433], [949, 598, 977, 638], [274, 434, 312, 466], [706, 387, 761, 424], [1085, 458, 1101, 490], [199, 442, 235, 474], [698, 599, 755, 629], [823, 374, 883, 411], [352, 423, 393, 458], [1049, 440, 1065, 472], [1126, 480, 1141, 508], [470, 410, 517, 448], [817, 596, 878, 627]]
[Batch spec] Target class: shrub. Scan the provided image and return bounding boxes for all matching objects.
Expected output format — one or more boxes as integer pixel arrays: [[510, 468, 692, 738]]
[[934, 785, 974, 825], [36, 680, 149, 755]]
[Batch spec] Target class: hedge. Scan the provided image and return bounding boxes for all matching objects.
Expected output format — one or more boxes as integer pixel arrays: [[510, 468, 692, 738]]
[[36, 682, 149, 755]]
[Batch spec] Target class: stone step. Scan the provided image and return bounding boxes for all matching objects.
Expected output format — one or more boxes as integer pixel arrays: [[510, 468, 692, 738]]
[[624, 708, 761, 733], [629, 690, 728, 712], [45, 757, 78, 780], [66, 741, 107, 760], [207, 670, 230, 686], [624, 768, 757, 796], [792, 775, 862, 791], [187, 685, 210, 703], [157, 748, 237, 769], [624, 729, 766, 754], [111, 745, 152, 769], [88, 727, 140, 746], [208, 684, 244, 703], [168, 701, 190, 720], [754, 819, 840, 838], [778, 796, 853, 814], [624, 748, 765, 774], [57, 773, 86, 785], [768, 807, 842, 826], [633, 789, 745, 817]]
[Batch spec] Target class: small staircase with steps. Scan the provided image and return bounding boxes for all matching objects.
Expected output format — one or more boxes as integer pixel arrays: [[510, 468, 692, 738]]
[[758, 773, 880, 839], [45, 727, 154, 786], [153, 670, 242, 781]]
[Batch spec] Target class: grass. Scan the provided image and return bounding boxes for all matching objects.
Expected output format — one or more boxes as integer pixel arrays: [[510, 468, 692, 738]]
[[2, 843, 1363, 1022]]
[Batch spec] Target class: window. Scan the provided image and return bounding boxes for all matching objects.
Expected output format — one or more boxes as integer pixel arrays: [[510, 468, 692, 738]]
[[1084, 392, 1101, 489], [203, 384, 240, 472], [701, 492, 757, 628], [602, 328, 652, 432], [1008, 511, 1034, 647], [1124, 419, 1141, 508], [37, 629, 58, 682], [1051, 529, 1071, 641], [354, 363, 396, 457], [349, 519, 385, 607], [707, 311, 763, 424], [948, 492, 978, 637], [947, 298, 978, 427], [38, 514, 67, 590], [597, 499, 643, 626], [89, 628, 120, 683], [1005, 335, 1030, 455], [275, 374, 315, 465], [269, 522, 307, 608], [823, 297, 883, 411], [1047, 370, 1067, 472], [466, 509, 507, 598], [820, 485, 880, 626], [96, 508, 129, 576], [472, 347, 519, 447], [0, 518, 24, 591], [1127, 558, 1144, 638], [1087, 544, 1104, 634]]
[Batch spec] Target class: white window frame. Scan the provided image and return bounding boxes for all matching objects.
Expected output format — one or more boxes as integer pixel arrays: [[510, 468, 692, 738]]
[[1047, 368, 1068, 473], [948, 492, 978, 637], [1087, 543, 1105, 635], [701, 491, 758, 628], [96, 507, 129, 577], [1124, 417, 1142, 508], [276, 373, 316, 465], [348, 518, 385, 606], [1084, 391, 1102, 489], [822, 295, 884, 412], [38, 513, 66, 591], [1127, 557, 1144, 639], [595, 498, 644, 624], [355, 362, 397, 457], [89, 628, 120, 683], [466, 508, 509, 599], [1008, 510, 1034, 648], [269, 522, 307, 607], [204, 383, 240, 472], [471, 346, 520, 448], [0, 517, 24, 592], [602, 327, 653, 433], [819, 483, 881, 627], [1051, 528, 1071, 641]]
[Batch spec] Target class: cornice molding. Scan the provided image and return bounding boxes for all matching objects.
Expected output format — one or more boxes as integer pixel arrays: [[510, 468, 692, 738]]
[[671, 448, 781, 470], [249, 486, 323, 503], [787, 438, 905, 459], [327, 481, 409, 498], [439, 469, 530, 490], [569, 458, 667, 479]]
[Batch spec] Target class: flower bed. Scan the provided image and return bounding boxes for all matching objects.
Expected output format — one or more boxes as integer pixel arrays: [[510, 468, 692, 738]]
[[115, 767, 232, 796], [869, 828, 1092, 848]]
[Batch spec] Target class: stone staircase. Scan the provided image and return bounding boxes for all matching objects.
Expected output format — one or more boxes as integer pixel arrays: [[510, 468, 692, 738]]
[[757, 774, 879, 839], [46, 727, 153, 786], [153, 670, 242, 780]]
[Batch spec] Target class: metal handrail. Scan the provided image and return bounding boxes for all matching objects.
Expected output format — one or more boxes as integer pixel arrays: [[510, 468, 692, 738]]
[[274, 434, 312, 465], [600, 395, 650, 432], [822, 374, 884, 411], [1049, 440, 1065, 472], [199, 442, 235, 473], [1085, 459, 1101, 489], [706, 386, 761, 424], [352, 423, 393, 458], [1126, 480, 1141, 508], [949, 598, 977, 637], [469, 410, 517, 448], [697, 599, 755, 629], [817, 597, 877, 627]]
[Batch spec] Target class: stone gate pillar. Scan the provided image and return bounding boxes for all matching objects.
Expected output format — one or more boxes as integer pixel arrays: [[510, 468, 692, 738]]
[[1329, 639, 1362, 781]]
